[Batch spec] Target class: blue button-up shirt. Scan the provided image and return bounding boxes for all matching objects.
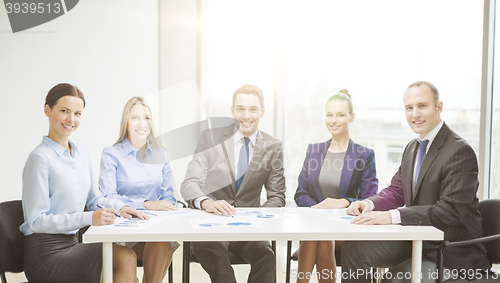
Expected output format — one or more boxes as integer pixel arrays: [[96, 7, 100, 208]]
[[20, 136, 125, 236], [99, 137, 176, 209]]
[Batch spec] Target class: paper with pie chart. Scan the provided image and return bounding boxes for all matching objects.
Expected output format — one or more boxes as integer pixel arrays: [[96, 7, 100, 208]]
[[189, 214, 265, 228]]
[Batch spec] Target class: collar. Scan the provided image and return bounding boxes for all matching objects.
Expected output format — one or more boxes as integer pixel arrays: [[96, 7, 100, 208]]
[[121, 137, 152, 156], [43, 136, 78, 157], [417, 120, 444, 146], [233, 125, 258, 147]]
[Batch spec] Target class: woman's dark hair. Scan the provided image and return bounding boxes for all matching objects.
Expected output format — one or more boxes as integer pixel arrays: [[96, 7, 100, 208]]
[[45, 83, 86, 108]]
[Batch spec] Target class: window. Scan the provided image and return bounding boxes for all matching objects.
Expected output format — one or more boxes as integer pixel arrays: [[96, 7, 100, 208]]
[[283, 0, 482, 199], [203, 0, 484, 201]]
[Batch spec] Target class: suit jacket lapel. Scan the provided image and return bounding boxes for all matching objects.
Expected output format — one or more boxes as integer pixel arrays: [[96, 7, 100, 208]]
[[220, 126, 236, 195], [339, 139, 356, 198], [412, 124, 448, 202], [404, 140, 419, 206], [236, 132, 265, 195]]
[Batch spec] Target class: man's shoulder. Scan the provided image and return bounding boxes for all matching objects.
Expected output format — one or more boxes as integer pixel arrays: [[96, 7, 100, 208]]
[[440, 123, 473, 150]]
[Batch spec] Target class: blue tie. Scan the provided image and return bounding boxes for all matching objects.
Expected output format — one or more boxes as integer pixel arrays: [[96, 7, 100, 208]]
[[236, 137, 250, 191], [414, 139, 429, 188]]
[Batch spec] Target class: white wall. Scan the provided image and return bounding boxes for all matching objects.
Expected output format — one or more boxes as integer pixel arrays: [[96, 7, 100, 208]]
[[0, 1, 160, 202], [159, 0, 200, 196]]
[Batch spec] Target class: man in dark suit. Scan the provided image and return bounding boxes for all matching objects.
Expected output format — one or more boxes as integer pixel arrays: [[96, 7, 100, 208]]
[[343, 81, 490, 283], [180, 84, 286, 283]]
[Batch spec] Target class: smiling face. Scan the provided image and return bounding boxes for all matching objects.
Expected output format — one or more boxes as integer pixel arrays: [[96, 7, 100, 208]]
[[127, 104, 152, 145], [44, 95, 84, 144], [231, 93, 265, 137], [404, 84, 443, 138], [325, 99, 354, 139]]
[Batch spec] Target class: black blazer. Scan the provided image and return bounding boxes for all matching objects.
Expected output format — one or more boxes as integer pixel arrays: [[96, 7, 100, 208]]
[[369, 123, 490, 270]]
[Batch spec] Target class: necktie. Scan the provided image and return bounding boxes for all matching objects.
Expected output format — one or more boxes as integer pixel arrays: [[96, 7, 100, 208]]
[[414, 139, 429, 188], [236, 137, 250, 191]]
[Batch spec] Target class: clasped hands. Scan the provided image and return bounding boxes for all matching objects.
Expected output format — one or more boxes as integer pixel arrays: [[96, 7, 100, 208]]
[[346, 200, 392, 225]]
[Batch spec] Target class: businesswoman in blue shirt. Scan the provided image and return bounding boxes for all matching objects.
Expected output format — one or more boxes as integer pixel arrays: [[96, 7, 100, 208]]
[[294, 90, 378, 283], [99, 96, 177, 283], [20, 83, 146, 283]]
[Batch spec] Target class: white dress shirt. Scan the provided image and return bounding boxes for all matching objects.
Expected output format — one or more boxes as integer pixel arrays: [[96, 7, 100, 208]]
[[194, 128, 258, 209]]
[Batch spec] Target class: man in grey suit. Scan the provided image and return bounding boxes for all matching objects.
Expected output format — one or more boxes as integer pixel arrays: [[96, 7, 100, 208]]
[[342, 81, 490, 282], [180, 84, 286, 283]]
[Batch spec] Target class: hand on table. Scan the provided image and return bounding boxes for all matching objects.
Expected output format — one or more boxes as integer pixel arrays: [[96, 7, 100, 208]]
[[119, 206, 148, 220], [312, 198, 350, 209], [346, 200, 371, 216], [144, 200, 178, 211], [351, 211, 392, 225], [201, 199, 236, 215]]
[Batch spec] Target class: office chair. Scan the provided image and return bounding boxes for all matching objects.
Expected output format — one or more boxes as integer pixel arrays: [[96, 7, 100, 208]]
[[0, 200, 28, 283], [437, 199, 500, 283], [285, 241, 342, 283], [182, 241, 277, 283]]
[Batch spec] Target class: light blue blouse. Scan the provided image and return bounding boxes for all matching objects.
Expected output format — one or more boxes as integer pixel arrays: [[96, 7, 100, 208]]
[[99, 137, 176, 209], [20, 136, 125, 236]]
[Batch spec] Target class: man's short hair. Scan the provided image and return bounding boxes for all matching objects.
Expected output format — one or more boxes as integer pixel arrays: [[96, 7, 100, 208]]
[[405, 81, 440, 105], [232, 84, 264, 108]]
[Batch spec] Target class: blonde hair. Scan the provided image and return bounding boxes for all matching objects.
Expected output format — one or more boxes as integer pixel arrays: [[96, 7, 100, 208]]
[[326, 89, 353, 114], [115, 97, 164, 149]]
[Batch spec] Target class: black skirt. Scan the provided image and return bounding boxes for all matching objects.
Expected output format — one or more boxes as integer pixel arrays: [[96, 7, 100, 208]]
[[24, 233, 102, 283]]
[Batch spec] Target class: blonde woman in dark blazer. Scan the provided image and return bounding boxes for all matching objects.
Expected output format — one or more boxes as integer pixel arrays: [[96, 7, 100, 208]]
[[294, 90, 378, 283]]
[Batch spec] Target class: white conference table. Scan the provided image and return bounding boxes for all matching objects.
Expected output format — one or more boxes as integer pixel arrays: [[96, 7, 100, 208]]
[[83, 207, 443, 283]]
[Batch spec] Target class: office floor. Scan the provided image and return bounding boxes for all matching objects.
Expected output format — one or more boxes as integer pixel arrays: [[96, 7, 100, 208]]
[[5, 241, 316, 283], [7, 241, 498, 283]]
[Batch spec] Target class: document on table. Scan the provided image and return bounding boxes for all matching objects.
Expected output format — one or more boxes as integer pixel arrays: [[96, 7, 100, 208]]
[[144, 209, 200, 217], [232, 209, 290, 219], [189, 214, 265, 228], [94, 217, 163, 229], [328, 215, 356, 223]]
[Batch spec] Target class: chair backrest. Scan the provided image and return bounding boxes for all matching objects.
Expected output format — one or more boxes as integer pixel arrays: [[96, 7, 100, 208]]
[[0, 200, 25, 273], [478, 199, 500, 264]]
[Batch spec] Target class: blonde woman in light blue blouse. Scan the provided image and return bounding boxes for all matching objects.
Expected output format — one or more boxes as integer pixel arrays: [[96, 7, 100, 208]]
[[100, 97, 177, 283], [21, 83, 146, 283]]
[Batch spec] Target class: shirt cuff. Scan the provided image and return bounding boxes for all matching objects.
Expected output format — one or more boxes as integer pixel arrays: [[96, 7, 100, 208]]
[[364, 199, 375, 211], [389, 209, 401, 224], [194, 196, 211, 209], [83, 211, 93, 226], [133, 198, 146, 210]]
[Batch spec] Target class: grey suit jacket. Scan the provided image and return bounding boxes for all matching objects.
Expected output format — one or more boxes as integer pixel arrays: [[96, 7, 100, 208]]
[[369, 123, 490, 270], [181, 124, 286, 208]]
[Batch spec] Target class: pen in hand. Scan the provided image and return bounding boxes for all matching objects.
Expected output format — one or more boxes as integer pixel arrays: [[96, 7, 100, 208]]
[[96, 204, 122, 218]]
